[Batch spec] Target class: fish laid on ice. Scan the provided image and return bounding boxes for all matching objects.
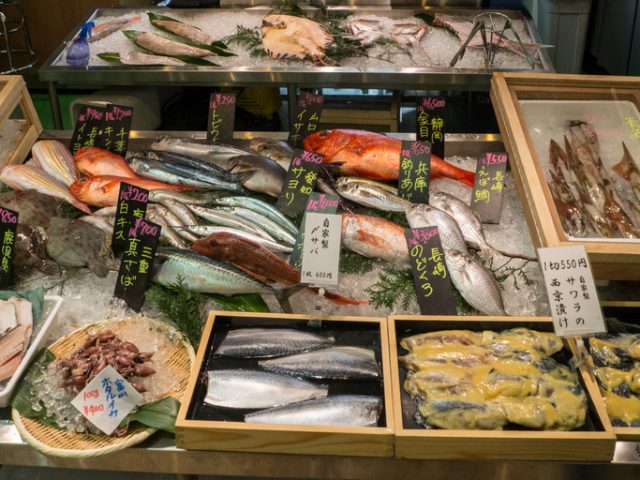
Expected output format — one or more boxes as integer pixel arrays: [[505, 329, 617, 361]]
[[89, 15, 141, 42], [0, 297, 33, 382], [187, 204, 274, 240], [124, 30, 212, 57], [212, 206, 295, 245], [45, 217, 114, 277], [180, 225, 292, 253], [74, 146, 140, 179], [613, 142, 640, 202], [406, 203, 469, 254], [145, 209, 189, 249], [0, 164, 91, 214], [31, 140, 78, 187], [245, 395, 382, 427], [14, 224, 59, 275], [118, 50, 186, 66], [207, 195, 298, 236], [149, 15, 214, 45], [262, 14, 333, 64], [343, 18, 385, 45], [0, 190, 58, 227], [215, 328, 334, 358], [260, 346, 380, 380], [157, 198, 198, 227], [152, 248, 272, 295], [336, 178, 411, 213], [205, 369, 328, 409], [148, 189, 207, 205], [148, 204, 198, 242], [249, 137, 295, 171], [341, 213, 409, 265], [227, 155, 286, 197], [150, 137, 254, 168]]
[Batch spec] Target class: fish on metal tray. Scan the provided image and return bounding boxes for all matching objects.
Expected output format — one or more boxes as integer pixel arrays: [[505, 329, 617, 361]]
[[204, 369, 328, 409], [215, 327, 334, 358], [261, 15, 333, 64], [31, 140, 78, 187], [245, 395, 382, 427], [14, 224, 59, 276]]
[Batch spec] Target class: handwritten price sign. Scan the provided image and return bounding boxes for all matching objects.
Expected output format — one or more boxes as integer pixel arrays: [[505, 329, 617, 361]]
[[112, 182, 149, 258], [398, 140, 431, 203], [207, 92, 236, 143], [276, 149, 323, 217], [417, 96, 446, 158], [288, 92, 324, 148], [471, 152, 508, 224], [0, 207, 18, 289]]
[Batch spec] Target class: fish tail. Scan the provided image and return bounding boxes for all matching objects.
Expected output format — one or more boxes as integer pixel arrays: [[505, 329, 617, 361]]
[[322, 289, 369, 305], [38, 260, 60, 276], [71, 199, 92, 214]]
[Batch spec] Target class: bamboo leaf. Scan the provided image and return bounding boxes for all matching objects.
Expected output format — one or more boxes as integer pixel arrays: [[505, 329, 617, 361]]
[[120, 397, 180, 433], [97, 52, 122, 63], [122, 29, 142, 41], [206, 293, 270, 313]]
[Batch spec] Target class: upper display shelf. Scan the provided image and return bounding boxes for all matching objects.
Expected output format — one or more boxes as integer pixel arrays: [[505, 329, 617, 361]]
[[39, 7, 554, 91]]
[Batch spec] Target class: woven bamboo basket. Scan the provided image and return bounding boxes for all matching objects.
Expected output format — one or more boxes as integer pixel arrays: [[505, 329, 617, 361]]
[[12, 315, 195, 458]]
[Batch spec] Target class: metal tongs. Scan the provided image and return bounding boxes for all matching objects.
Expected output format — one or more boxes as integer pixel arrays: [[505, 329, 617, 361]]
[[449, 12, 534, 69]]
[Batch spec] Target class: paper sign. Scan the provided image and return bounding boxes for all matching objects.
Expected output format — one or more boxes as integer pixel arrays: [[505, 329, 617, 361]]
[[538, 245, 606, 337], [0, 207, 18, 289], [103, 104, 134, 156], [471, 152, 508, 224], [288, 92, 324, 148], [398, 140, 432, 203], [112, 182, 149, 257], [276, 149, 323, 218], [70, 104, 107, 154], [207, 92, 236, 143], [300, 212, 341, 287], [71, 365, 142, 435], [114, 218, 161, 312], [417, 96, 445, 159], [405, 227, 457, 315], [290, 192, 340, 269]]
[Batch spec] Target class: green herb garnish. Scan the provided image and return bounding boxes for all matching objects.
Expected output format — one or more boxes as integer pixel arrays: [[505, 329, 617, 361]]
[[340, 251, 376, 274], [224, 25, 266, 58], [365, 266, 415, 310]]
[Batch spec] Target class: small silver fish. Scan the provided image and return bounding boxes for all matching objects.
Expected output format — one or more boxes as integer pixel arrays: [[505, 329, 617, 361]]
[[214, 206, 295, 246], [406, 204, 468, 254], [336, 179, 411, 213], [187, 204, 274, 240], [207, 195, 297, 235], [179, 225, 292, 253], [215, 328, 334, 358], [146, 209, 189, 249], [149, 189, 208, 205]]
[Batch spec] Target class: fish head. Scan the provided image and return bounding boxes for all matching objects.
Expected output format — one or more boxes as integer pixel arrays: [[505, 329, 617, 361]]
[[262, 15, 287, 29], [444, 249, 467, 269], [69, 176, 91, 201], [303, 129, 349, 159], [406, 204, 436, 228]]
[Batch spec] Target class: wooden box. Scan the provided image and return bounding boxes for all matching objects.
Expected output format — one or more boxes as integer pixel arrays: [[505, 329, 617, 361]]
[[0, 75, 41, 166], [490, 72, 640, 280], [389, 315, 616, 461], [175, 311, 395, 457]]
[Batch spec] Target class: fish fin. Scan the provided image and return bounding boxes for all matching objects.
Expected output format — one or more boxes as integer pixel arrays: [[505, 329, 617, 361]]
[[38, 260, 60, 276], [87, 257, 111, 278], [71, 199, 92, 214], [321, 289, 369, 305]]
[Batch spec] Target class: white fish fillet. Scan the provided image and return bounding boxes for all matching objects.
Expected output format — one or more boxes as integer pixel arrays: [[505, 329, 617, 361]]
[[119, 51, 185, 66], [134, 31, 211, 58]]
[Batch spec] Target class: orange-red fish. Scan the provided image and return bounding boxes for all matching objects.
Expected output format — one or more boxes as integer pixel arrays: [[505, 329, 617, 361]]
[[74, 147, 141, 179], [70, 175, 193, 207], [303, 129, 475, 187]]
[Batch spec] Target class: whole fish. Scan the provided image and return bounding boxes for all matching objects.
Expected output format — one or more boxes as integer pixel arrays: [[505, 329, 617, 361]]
[[157, 198, 198, 227], [0, 190, 58, 227], [179, 225, 292, 253], [125, 30, 212, 57], [445, 249, 506, 316], [262, 15, 333, 64], [215, 328, 334, 358], [74, 146, 140, 179], [207, 195, 297, 235], [148, 149, 239, 181], [213, 206, 295, 245], [0, 165, 91, 214], [150, 16, 214, 45], [406, 204, 469, 254], [336, 179, 411, 212], [249, 137, 295, 170], [31, 140, 78, 187], [303, 129, 475, 186], [148, 189, 208, 205], [149, 204, 198, 242], [260, 346, 380, 380], [118, 50, 185, 66], [336, 176, 399, 195], [152, 248, 272, 295], [227, 155, 286, 197], [145, 209, 188, 248], [69, 175, 192, 207], [45, 217, 114, 277], [150, 137, 253, 168], [245, 395, 382, 427], [14, 224, 59, 275], [90, 15, 141, 42], [92, 206, 117, 217], [341, 213, 409, 265], [205, 369, 328, 409], [187, 204, 274, 240]]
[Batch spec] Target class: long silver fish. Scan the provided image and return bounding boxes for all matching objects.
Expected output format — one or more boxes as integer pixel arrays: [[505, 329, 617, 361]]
[[208, 195, 297, 235], [148, 150, 239, 182], [0, 165, 91, 214], [215, 328, 334, 358], [126, 31, 212, 57], [153, 248, 273, 295], [31, 140, 78, 187], [245, 395, 382, 427], [149, 204, 199, 242], [157, 198, 199, 227], [336, 179, 411, 213], [214, 206, 296, 245], [146, 209, 189, 248], [205, 369, 328, 409], [336, 176, 398, 194], [187, 204, 274, 240], [150, 137, 253, 168], [178, 225, 292, 253], [149, 189, 208, 205], [445, 249, 506, 316], [259, 346, 380, 380], [406, 204, 468, 254], [227, 155, 286, 197]]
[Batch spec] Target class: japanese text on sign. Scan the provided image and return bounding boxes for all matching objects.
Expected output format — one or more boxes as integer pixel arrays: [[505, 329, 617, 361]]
[[300, 212, 341, 287], [71, 365, 142, 435], [471, 152, 508, 224], [538, 245, 606, 337], [112, 183, 149, 257], [207, 92, 236, 143], [70, 104, 107, 154], [0, 207, 18, 289], [417, 96, 445, 158], [398, 140, 431, 203], [288, 92, 324, 147], [276, 149, 323, 217]]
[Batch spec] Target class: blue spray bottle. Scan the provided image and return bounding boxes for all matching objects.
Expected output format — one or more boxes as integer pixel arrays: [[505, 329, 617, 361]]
[[66, 22, 95, 67]]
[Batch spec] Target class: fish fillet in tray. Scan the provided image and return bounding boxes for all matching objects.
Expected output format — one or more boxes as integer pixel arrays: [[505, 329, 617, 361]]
[[388, 315, 615, 461], [175, 311, 394, 457]]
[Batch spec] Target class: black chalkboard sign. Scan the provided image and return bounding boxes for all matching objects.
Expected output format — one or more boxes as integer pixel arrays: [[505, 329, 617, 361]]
[[288, 92, 324, 148], [398, 140, 431, 204], [70, 104, 107, 155], [416, 96, 446, 159], [405, 227, 457, 315], [114, 218, 161, 312], [275, 149, 323, 218], [207, 92, 236, 144], [111, 182, 149, 258], [471, 152, 508, 224], [0, 207, 18, 289], [103, 104, 134, 156]]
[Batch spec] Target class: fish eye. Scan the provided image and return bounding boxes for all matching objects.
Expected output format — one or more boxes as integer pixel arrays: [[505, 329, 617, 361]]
[[79, 177, 88, 185]]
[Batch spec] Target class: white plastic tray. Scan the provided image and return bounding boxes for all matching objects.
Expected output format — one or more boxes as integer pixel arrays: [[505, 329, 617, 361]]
[[0, 295, 63, 408]]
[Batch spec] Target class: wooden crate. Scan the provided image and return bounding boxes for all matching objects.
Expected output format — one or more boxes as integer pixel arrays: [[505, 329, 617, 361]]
[[490, 72, 640, 280], [175, 311, 395, 457], [389, 315, 616, 461], [0, 75, 42, 166]]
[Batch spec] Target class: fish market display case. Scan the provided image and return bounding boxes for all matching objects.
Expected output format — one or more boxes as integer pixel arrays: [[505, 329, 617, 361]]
[[388, 315, 616, 461], [175, 311, 395, 457], [490, 72, 640, 280]]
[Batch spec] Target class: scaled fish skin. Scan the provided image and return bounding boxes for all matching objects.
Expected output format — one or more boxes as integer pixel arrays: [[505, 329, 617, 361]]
[[74, 146, 140, 179], [150, 137, 254, 168], [341, 212, 409, 265], [249, 137, 295, 171], [31, 140, 78, 187], [214, 328, 334, 358]]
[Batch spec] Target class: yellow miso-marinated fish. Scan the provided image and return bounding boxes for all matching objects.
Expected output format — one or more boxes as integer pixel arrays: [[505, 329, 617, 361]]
[[400, 328, 586, 431]]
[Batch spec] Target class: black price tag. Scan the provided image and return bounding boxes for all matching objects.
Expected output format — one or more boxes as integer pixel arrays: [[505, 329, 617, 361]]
[[114, 218, 161, 312], [103, 104, 134, 156], [207, 92, 236, 144], [471, 152, 508, 224], [276, 149, 323, 218], [288, 92, 324, 148], [0, 207, 18, 289], [112, 182, 149, 257], [70, 104, 108, 155], [405, 227, 457, 315], [290, 192, 340, 269], [398, 140, 431, 203], [416, 96, 446, 159]]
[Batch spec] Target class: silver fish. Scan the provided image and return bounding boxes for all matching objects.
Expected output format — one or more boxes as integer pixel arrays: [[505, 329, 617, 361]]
[[151, 19, 214, 45], [205, 369, 328, 409], [179, 225, 292, 253], [227, 155, 286, 197], [92, 206, 117, 217], [336, 176, 399, 195], [208, 195, 297, 235], [149, 204, 199, 242], [153, 248, 272, 295], [158, 198, 199, 227], [406, 204, 469, 254], [150, 137, 253, 168], [149, 189, 208, 205], [249, 137, 295, 171], [245, 395, 382, 427], [215, 328, 334, 358], [147, 150, 239, 182], [187, 204, 274, 240], [127, 31, 212, 57], [146, 209, 189, 249], [215, 206, 296, 246], [260, 346, 380, 380], [336, 180, 411, 213], [445, 249, 506, 316], [31, 140, 78, 187]]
